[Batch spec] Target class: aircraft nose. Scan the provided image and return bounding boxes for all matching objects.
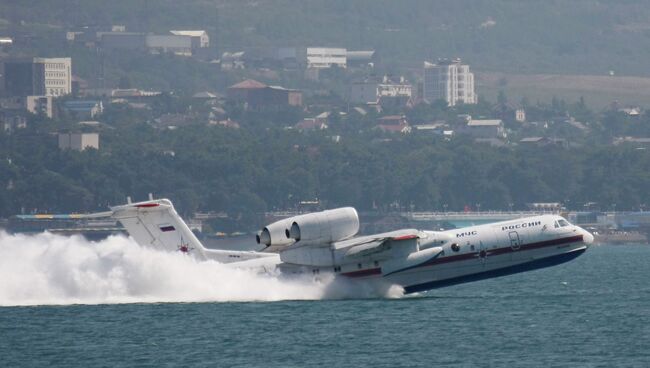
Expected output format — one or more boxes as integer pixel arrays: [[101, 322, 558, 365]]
[[581, 228, 594, 245]]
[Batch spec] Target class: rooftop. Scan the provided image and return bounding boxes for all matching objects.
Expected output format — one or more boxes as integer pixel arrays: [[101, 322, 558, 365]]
[[228, 79, 268, 90], [63, 100, 101, 109], [170, 30, 207, 37], [346, 50, 375, 60], [192, 91, 221, 99], [468, 119, 503, 127], [268, 85, 300, 92], [378, 115, 406, 121]]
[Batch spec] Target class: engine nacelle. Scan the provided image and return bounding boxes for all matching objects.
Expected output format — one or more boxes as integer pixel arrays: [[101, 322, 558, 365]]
[[287, 207, 359, 245], [418, 231, 454, 251], [257, 218, 294, 247]]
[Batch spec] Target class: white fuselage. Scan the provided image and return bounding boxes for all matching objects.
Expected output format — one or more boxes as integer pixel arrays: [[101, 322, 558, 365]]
[[278, 215, 592, 293], [99, 199, 591, 295]]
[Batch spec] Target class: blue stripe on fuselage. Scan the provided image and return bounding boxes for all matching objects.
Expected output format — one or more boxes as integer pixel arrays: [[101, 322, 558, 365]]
[[403, 247, 587, 294]]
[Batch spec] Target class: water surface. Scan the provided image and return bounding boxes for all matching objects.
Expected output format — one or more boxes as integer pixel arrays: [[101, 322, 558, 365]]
[[1, 244, 648, 367]]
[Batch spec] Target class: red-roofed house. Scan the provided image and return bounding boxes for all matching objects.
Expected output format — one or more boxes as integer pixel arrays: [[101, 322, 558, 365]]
[[230, 79, 268, 89], [376, 115, 411, 133], [227, 79, 302, 109]]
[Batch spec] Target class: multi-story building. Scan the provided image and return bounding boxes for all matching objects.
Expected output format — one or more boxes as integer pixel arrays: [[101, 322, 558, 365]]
[[58, 133, 99, 151], [38, 58, 72, 97], [26, 95, 54, 118], [1, 57, 72, 97], [515, 108, 526, 123], [170, 30, 210, 48], [306, 48, 347, 69], [350, 76, 412, 105], [378, 76, 412, 99], [423, 58, 476, 106]]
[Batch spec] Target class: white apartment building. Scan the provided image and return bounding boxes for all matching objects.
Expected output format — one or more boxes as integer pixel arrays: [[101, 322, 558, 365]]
[[378, 76, 412, 98], [34, 57, 72, 97], [306, 47, 347, 68], [350, 76, 412, 104], [515, 108, 526, 122], [423, 58, 476, 106]]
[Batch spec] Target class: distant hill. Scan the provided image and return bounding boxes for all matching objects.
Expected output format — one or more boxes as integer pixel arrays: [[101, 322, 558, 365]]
[[2, 0, 650, 77]]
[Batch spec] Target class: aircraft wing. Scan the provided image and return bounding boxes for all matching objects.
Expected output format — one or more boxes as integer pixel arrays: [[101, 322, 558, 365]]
[[334, 229, 423, 259]]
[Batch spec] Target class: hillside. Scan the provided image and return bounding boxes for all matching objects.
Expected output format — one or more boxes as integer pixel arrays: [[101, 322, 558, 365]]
[[2, 0, 650, 76]]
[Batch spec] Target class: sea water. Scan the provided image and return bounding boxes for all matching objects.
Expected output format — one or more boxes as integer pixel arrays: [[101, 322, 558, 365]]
[[0, 232, 648, 367]]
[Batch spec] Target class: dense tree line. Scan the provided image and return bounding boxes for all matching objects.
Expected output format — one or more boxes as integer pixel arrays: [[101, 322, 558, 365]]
[[1, 113, 650, 219]]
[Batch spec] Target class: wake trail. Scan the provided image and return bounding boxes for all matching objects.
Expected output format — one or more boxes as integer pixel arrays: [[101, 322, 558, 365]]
[[0, 232, 402, 306]]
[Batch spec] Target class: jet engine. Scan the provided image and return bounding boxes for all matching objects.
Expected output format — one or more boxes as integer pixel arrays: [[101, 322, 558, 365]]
[[287, 207, 359, 245], [257, 207, 359, 248], [257, 218, 295, 248]]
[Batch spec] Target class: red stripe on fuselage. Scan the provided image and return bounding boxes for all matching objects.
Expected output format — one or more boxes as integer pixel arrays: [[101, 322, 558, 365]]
[[135, 203, 159, 208], [342, 234, 584, 278], [392, 234, 418, 241], [341, 267, 382, 277]]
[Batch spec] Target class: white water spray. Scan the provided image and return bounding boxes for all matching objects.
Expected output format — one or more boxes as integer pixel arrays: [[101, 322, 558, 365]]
[[0, 232, 402, 306]]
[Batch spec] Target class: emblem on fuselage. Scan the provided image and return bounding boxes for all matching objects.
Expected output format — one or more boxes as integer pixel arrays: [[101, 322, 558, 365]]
[[177, 236, 193, 254]]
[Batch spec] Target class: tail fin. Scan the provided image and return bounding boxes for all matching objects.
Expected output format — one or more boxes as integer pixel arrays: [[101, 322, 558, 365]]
[[109, 198, 278, 264], [110, 199, 210, 260]]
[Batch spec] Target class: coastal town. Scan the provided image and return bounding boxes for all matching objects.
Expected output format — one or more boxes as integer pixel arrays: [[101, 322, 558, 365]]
[[2, 25, 648, 149], [1, 8, 650, 240]]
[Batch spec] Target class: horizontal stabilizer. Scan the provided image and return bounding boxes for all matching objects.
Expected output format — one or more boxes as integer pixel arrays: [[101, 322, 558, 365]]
[[16, 211, 113, 220]]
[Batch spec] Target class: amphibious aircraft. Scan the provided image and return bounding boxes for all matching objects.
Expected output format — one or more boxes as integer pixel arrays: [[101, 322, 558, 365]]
[[76, 197, 593, 293]]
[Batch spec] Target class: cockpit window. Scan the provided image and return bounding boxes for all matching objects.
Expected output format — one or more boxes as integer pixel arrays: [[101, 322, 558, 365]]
[[554, 221, 560, 228], [558, 219, 569, 227]]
